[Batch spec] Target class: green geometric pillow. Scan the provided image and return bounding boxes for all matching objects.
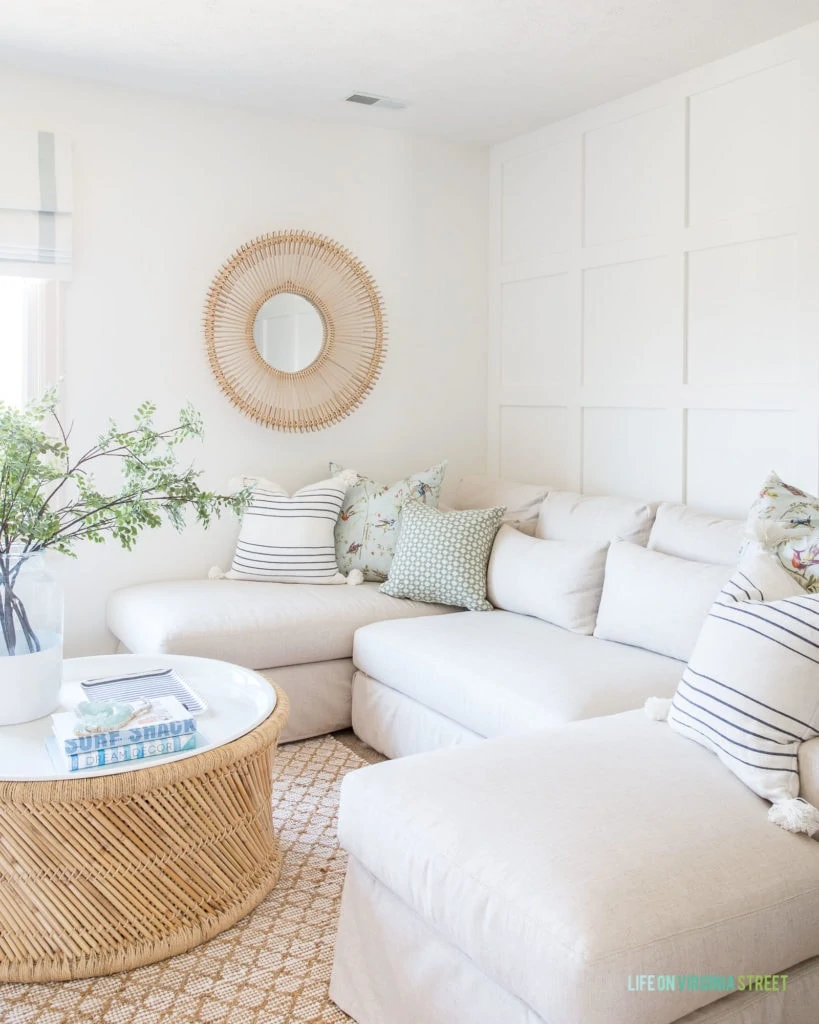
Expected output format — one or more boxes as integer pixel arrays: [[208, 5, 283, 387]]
[[330, 461, 446, 582], [380, 500, 505, 611]]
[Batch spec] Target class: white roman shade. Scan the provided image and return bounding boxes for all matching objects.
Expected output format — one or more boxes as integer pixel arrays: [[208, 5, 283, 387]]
[[0, 130, 72, 275]]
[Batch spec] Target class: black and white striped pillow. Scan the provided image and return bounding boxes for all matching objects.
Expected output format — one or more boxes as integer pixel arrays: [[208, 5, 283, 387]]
[[667, 549, 819, 828], [225, 472, 356, 584]]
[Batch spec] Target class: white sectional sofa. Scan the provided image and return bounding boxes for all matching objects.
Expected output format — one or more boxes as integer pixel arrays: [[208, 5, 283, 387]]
[[107, 480, 819, 1023], [330, 488, 819, 1024]]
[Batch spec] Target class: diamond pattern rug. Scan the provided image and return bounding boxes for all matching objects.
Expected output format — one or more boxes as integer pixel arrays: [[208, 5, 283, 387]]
[[0, 735, 370, 1024]]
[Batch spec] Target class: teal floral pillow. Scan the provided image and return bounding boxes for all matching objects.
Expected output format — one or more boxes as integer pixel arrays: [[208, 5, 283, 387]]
[[330, 461, 447, 582], [380, 501, 505, 611]]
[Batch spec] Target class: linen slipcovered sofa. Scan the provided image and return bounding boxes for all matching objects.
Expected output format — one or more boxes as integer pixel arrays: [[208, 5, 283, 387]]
[[107, 479, 819, 1024], [332, 488, 819, 1024]]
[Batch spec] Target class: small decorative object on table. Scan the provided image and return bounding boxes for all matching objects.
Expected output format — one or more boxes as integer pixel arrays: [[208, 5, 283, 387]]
[[0, 393, 248, 726], [72, 697, 150, 733]]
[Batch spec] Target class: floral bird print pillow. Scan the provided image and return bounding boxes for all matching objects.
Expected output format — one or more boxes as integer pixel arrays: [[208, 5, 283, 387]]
[[746, 471, 819, 592], [330, 461, 446, 582]]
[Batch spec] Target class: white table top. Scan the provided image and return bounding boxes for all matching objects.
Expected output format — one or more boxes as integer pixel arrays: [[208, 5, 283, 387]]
[[0, 653, 277, 782]]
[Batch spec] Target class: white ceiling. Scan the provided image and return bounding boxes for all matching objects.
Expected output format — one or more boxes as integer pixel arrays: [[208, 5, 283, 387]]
[[2, 0, 819, 143]]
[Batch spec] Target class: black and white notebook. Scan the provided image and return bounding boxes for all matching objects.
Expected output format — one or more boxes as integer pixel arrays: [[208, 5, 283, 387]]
[[80, 668, 207, 714]]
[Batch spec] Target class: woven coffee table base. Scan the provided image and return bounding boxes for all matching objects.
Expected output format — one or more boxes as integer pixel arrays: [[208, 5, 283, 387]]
[[0, 688, 289, 982]]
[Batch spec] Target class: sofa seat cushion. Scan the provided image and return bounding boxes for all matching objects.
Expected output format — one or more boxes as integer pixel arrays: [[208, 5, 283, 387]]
[[353, 611, 684, 738], [338, 712, 819, 1024], [107, 580, 455, 670]]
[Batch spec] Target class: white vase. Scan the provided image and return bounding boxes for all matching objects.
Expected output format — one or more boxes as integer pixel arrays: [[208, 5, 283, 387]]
[[0, 549, 63, 726], [0, 639, 63, 725]]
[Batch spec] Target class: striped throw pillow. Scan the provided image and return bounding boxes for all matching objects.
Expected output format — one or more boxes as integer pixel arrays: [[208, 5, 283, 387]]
[[225, 472, 356, 584], [667, 549, 819, 830]]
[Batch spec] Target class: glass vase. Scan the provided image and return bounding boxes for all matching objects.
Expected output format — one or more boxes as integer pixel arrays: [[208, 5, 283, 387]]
[[0, 547, 63, 725]]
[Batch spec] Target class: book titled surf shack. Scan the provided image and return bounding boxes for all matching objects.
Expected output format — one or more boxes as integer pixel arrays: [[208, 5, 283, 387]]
[[53, 696, 196, 755]]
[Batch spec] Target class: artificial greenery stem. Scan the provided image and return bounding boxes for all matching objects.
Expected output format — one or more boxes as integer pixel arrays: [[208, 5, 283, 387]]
[[0, 392, 248, 656]]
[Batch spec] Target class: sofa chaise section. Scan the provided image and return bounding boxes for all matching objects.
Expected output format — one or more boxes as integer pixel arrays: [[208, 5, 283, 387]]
[[331, 711, 819, 1024], [106, 579, 454, 741]]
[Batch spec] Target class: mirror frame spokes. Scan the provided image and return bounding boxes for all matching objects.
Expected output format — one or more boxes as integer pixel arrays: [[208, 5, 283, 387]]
[[205, 231, 386, 432]]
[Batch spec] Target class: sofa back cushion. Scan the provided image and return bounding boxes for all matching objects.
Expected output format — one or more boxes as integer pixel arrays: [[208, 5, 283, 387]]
[[594, 540, 732, 662], [536, 491, 657, 546], [454, 476, 549, 535], [648, 502, 744, 566], [487, 525, 607, 634]]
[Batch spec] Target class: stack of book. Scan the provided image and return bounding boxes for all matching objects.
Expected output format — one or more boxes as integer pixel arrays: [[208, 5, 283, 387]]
[[51, 695, 198, 772]]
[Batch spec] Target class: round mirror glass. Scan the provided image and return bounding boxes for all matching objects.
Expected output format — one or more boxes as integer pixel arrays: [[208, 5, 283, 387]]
[[253, 293, 325, 372]]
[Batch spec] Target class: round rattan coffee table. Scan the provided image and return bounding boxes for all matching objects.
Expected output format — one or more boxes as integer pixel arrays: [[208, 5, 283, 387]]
[[0, 654, 289, 983]]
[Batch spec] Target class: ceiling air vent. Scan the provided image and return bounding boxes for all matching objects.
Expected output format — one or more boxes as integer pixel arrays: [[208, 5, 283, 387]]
[[345, 92, 406, 110]]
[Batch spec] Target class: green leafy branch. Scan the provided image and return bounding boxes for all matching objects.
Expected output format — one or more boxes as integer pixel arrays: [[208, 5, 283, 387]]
[[0, 392, 249, 655]]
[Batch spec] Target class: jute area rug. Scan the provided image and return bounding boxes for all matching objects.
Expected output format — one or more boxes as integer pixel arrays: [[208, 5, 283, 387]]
[[1, 734, 378, 1024]]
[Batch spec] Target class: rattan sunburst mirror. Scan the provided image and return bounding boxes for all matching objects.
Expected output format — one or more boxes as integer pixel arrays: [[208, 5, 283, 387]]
[[204, 230, 386, 431]]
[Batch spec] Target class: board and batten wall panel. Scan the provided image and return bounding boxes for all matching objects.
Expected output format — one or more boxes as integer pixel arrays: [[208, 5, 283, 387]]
[[489, 22, 819, 517]]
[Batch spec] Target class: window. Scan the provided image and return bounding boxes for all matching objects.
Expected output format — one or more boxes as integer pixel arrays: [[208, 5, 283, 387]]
[[0, 276, 63, 407]]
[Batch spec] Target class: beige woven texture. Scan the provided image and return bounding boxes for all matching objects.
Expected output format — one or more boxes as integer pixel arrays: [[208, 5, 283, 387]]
[[0, 690, 290, 984], [204, 231, 386, 432], [0, 733, 369, 1024]]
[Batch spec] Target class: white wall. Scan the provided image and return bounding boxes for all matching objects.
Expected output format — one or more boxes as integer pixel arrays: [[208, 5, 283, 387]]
[[1, 69, 488, 655], [489, 22, 819, 519]]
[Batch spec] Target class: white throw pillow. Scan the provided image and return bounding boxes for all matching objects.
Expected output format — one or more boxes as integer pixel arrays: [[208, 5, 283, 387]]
[[665, 549, 819, 834], [594, 541, 732, 662], [487, 524, 607, 634], [224, 472, 356, 584], [536, 491, 657, 546]]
